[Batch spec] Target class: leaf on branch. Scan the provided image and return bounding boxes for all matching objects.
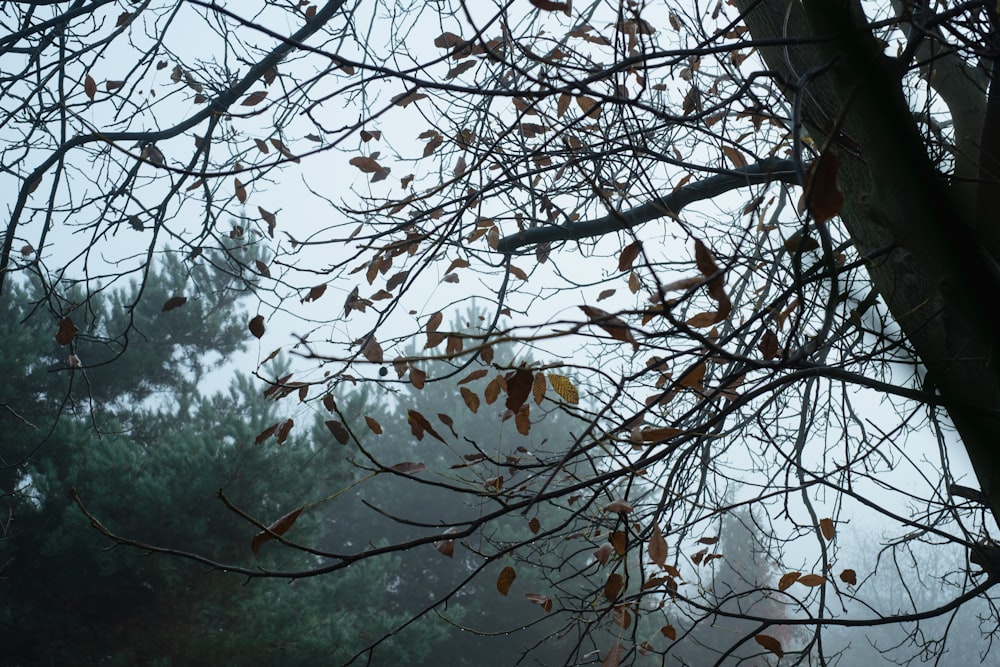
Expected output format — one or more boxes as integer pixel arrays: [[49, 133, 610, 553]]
[[697, 535, 719, 545], [275, 418, 294, 445], [251, 507, 304, 555], [602, 641, 624, 667], [594, 543, 614, 566], [409, 365, 426, 389], [325, 420, 350, 444], [618, 240, 642, 272], [302, 284, 327, 303], [797, 574, 825, 587], [505, 367, 534, 411], [778, 571, 800, 591], [392, 90, 427, 107], [597, 289, 615, 301], [820, 517, 836, 541], [840, 569, 857, 585], [255, 423, 278, 444], [248, 315, 265, 338], [525, 592, 553, 613], [529, 0, 570, 11], [603, 573, 624, 601], [161, 296, 187, 312], [604, 500, 633, 514], [361, 337, 384, 364], [528, 517, 541, 534], [661, 625, 677, 640], [55, 317, 76, 345], [548, 374, 579, 404], [408, 409, 446, 443], [515, 404, 531, 435], [611, 531, 627, 555], [241, 90, 268, 106], [722, 145, 748, 168], [755, 634, 784, 658], [579, 305, 638, 351], [532, 372, 546, 405], [390, 461, 426, 475], [84, 74, 96, 101], [801, 150, 844, 224], [649, 523, 668, 567], [758, 329, 779, 359], [460, 387, 480, 413], [234, 178, 247, 203], [497, 565, 517, 595], [105, 80, 124, 92], [576, 96, 600, 118]]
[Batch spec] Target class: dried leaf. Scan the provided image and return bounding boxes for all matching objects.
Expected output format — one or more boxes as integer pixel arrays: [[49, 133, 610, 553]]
[[579, 305, 638, 351], [365, 416, 383, 434], [548, 374, 579, 404], [802, 150, 844, 224], [649, 523, 668, 568], [505, 367, 534, 411], [603, 573, 624, 601], [302, 284, 327, 302], [497, 566, 517, 595], [241, 90, 268, 106], [755, 634, 784, 658], [525, 592, 552, 613], [55, 317, 76, 345], [234, 178, 247, 203], [820, 517, 836, 541], [390, 461, 426, 475], [602, 641, 624, 667], [275, 418, 294, 445], [251, 507, 304, 554], [661, 625, 677, 640], [409, 365, 426, 389], [605, 500, 633, 514], [618, 240, 642, 272], [532, 373, 546, 405], [392, 90, 428, 107], [84, 74, 96, 101], [515, 404, 531, 435], [759, 329, 780, 359], [529, 0, 570, 11], [249, 314, 265, 338], [161, 296, 187, 312], [460, 387, 480, 413], [778, 571, 801, 591], [798, 573, 826, 587], [325, 420, 350, 444], [839, 569, 857, 585], [528, 517, 541, 534], [361, 337, 384, 364], [594, 543, 614, 566]]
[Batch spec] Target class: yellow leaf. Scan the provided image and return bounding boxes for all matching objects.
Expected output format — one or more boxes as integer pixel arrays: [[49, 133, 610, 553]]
[[547, 374, 579, 404]]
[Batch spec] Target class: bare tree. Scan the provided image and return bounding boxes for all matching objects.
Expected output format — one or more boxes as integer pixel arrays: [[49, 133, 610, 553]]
[[7, 0, 1000, 664]]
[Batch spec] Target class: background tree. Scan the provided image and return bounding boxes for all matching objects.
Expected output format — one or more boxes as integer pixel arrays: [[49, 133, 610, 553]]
[[5, 1, 1000, 665]]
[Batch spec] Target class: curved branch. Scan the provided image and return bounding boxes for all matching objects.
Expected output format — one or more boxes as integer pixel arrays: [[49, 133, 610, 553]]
[[496, 157, 801, 253]]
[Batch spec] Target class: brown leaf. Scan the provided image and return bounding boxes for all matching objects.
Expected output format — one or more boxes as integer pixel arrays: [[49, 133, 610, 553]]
[[390, 461, 426, 475], [531, 372, 547, 405], [505, 367, 533, 410], [515, 404, 531, 435], [391, 90, 427, 107], [275, 418, 294, 445], [797, 573, 826, 587], [649, 523, 668, 568], [361, 337, 384, 364], [459, 369, 488, 385], [325, 420, 350, 444], [597, 289, 616, 301], [602, 641, 624, 667], [579, 305, 638, 351], [529, 0, 570, 11], [302, 284, 327, 302], [249, 315, 265, 339], [661, 625, 677, 640], [611, 531, 627, 555], [594, 543, 614, 566], [460, 387, 480, 413], [255, 260, 270, 278], [234, 178, 247, 203], [603, 573, 624, 601], [55, 317, 76, 345], [697, 535, 719, 545], [497, 565, 516, 595], [528, 517, 541, 534], [722, 145, 748, 168], [409, 365, 426, 389], [426, 311, 443, 333], [161, 296, 187, 312], [241, 90, 268, 106], [618, 240, 643, 272], [254, 423, 278, 444], [755, 634, 784, 658], [408, 409, 446, 443], [778, 571, 800, 591], [251, 507, 304, 554], [84, 74, 96, 101], [839, 569, 857, 586], [758, 329, 779, 359], [365, 416, 383, 434], [525, 592, 552, 613], [802, 150, 844, 224], [605, 500, 633, 514], [820, 517, 836, 541]]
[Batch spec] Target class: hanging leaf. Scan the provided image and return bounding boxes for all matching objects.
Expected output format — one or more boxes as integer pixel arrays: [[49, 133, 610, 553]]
[[251, 506, 304, 555], [529, 0, 570, 11], [603, 573, 624, 601], [528, 517, 541, 534], [594, 543, 614, 566], [839, 569, 857, 586], [801, 150, 844, 224], [618, 240, 643, 272], [361, 337, 384, 364], [302, 284, 327, 302], [661, 625, 677, 640], [611, 531, 627, 555], [604, 500, 633, 514], [820, 517, 836, 541], [275, 418, 294, 445], [759, 329, 780, 359], [505, 367, 534, 410], [797, 574, 826, 587], [755, 634, 784, 658], [254, 423, 278, 444], [515, 404, 531, 435], [408, 409, 446, 443], [459, 369, 488, 385], [602, 641, 624, 667], [648, 523, 668, 568], [325, 420, 351, 444], [525, 592, 553, 613], [248, 314, 265, 339], [532, 373, 547, 405], [409, 365, 426, 389], [548, 374, 579, 404], [365, 416, 383, 434], [234, 178, 247, 203], [697, 535, 719, 545], [434, 532, 456, 557], [55, 317, 76, 345], [391, 90, 428, 107], [241, 90, 268, 106], [460, 387, 480, 413], [597, 289, 615, 301], [576, 96, 600, 118], [161, 296, 187, 312], [255, 260, 270, 278], [84, 74, 96, 101], [579, 305, 638, 351], [497, 566, 517, 595], [390, 461, 426, 475], [778, 571, 801, 591]]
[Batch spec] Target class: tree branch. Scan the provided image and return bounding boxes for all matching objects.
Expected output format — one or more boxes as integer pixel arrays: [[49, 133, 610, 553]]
[[496, 157, 801, 253]]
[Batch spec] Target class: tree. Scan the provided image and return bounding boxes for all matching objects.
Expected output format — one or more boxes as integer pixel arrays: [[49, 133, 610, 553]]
[[5, 1, 1000, 664]]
